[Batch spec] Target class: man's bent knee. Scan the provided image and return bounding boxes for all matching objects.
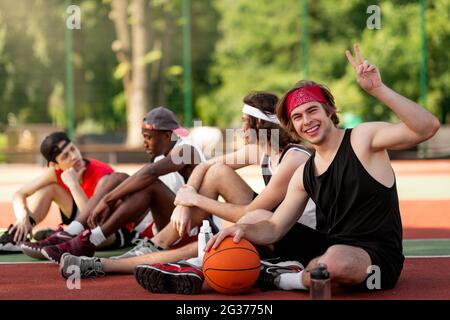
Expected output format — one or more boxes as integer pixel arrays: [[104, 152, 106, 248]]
[[36, 183, 64, 198], [319, 245, 371, 285], [202, 163, 236, 192], [109, 172, 129, 184], [208, 163, 233, 180]]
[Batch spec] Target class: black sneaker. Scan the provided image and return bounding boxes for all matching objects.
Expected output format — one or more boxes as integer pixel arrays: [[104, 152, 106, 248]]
[[0, 225, 21, 252], [256, 260, 304, 291], [134, 262, 204, 294], [33, 227, 57, 241]]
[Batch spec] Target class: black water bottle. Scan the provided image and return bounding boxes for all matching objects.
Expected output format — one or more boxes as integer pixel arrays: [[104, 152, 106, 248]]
[[310, 263, 331, 300]]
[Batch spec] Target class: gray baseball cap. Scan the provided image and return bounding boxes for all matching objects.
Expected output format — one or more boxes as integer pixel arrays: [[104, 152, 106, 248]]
[[141, 106, 189, 137]]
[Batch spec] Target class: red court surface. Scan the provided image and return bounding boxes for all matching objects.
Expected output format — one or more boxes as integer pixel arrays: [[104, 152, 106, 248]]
[[400, 200, 450, 239], [1, 160, 449, 300], [1, 257, 449, 300]]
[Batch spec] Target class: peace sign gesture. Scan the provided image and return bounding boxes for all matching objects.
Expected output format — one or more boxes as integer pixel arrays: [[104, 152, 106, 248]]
[[346, 43, 383, 93]]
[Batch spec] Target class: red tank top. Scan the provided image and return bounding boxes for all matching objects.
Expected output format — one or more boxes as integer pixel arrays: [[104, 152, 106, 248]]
[[55, 158, 114, 199]]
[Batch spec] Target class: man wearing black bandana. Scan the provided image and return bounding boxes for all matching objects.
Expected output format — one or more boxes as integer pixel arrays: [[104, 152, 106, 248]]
[[0, 132, 114, 252]]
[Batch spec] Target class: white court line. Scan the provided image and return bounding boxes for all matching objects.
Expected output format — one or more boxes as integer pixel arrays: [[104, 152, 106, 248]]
[[404, 239, 450, 242]]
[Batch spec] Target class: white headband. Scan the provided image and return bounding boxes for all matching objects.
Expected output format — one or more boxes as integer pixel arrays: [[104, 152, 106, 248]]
[[242, 104, 280, 125]]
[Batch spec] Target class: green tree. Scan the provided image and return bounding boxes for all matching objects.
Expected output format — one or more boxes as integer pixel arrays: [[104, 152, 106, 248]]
[[197, 0, 449, 127], [0, 0, 124, 132]]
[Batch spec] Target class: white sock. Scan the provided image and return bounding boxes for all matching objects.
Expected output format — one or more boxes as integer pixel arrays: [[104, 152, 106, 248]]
[[185, 257, 202, 269], [277, 270, 308, 291], [89, 227, 106, 246], [64, 221, 85, 236]]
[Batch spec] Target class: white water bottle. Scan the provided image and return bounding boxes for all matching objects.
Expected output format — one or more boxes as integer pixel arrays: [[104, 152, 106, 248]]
[[198, 220, 213, 260]]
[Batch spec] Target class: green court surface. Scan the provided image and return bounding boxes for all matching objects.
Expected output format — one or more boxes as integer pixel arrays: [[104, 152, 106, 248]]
[[0, 247, 129, 263], [1, 239, 449, 263], [403, 239, 450, 257]]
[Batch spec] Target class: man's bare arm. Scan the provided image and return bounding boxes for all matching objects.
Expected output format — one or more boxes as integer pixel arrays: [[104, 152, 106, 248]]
[[105, 144, 201, 203], [346, 43, 440, 151], [206, 164, 309, 249], [12, 168, 57, 222], [181, 150, 309, 222]]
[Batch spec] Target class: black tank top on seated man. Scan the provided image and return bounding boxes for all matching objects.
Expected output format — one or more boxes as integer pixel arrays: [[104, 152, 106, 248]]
[[303, 129, 403, 260]]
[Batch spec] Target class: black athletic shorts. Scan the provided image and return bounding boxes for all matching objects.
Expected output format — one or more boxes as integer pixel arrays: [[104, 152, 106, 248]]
[[60, 199, 79, 225], [270, 223, 403, 291]]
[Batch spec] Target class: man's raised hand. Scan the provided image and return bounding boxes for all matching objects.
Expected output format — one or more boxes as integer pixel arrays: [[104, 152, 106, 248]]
[[345, 43, 383, 93]]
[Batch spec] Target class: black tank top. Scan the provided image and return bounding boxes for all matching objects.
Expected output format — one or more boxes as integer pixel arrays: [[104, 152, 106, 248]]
[[261, 144, 311, 186], [303, 129, 403, 255]]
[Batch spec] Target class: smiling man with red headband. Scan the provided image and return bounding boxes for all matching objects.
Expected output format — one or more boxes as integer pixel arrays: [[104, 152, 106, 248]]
[[206, 43, 440, 292]]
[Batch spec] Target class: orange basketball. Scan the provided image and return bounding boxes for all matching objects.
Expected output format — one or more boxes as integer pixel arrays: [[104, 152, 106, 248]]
[[202, 237, 260, 294]]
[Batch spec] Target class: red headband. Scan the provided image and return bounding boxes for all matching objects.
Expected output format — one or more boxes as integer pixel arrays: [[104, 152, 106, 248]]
[[285, 85, 328, 117]]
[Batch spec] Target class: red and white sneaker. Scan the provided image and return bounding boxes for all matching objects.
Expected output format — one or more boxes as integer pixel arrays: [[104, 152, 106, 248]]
[[256, 260, 304, 291], [41, 229, 96, 264], [21, 226, 74, 259], [134, 262, 204, 295]]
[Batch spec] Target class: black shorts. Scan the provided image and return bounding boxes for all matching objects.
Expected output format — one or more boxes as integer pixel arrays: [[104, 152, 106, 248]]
[[269, 223, 403, 291], [343, 241, 404, 291], [60, 199, 79, 225], [272, 223, 329, 266]]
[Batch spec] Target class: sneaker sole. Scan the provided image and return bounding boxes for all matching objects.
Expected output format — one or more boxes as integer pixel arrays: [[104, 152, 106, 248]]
[[0, 243, 22, 252], [21, 245, 46, 259], [260, 260, 304, 269], [41, 248, 60, 264], [134, 265, 203, 295]]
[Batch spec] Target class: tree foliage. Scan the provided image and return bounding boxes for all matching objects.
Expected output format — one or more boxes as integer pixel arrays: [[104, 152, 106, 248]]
[[197, 0, 450, 127], [0, 0, 448, 137]]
